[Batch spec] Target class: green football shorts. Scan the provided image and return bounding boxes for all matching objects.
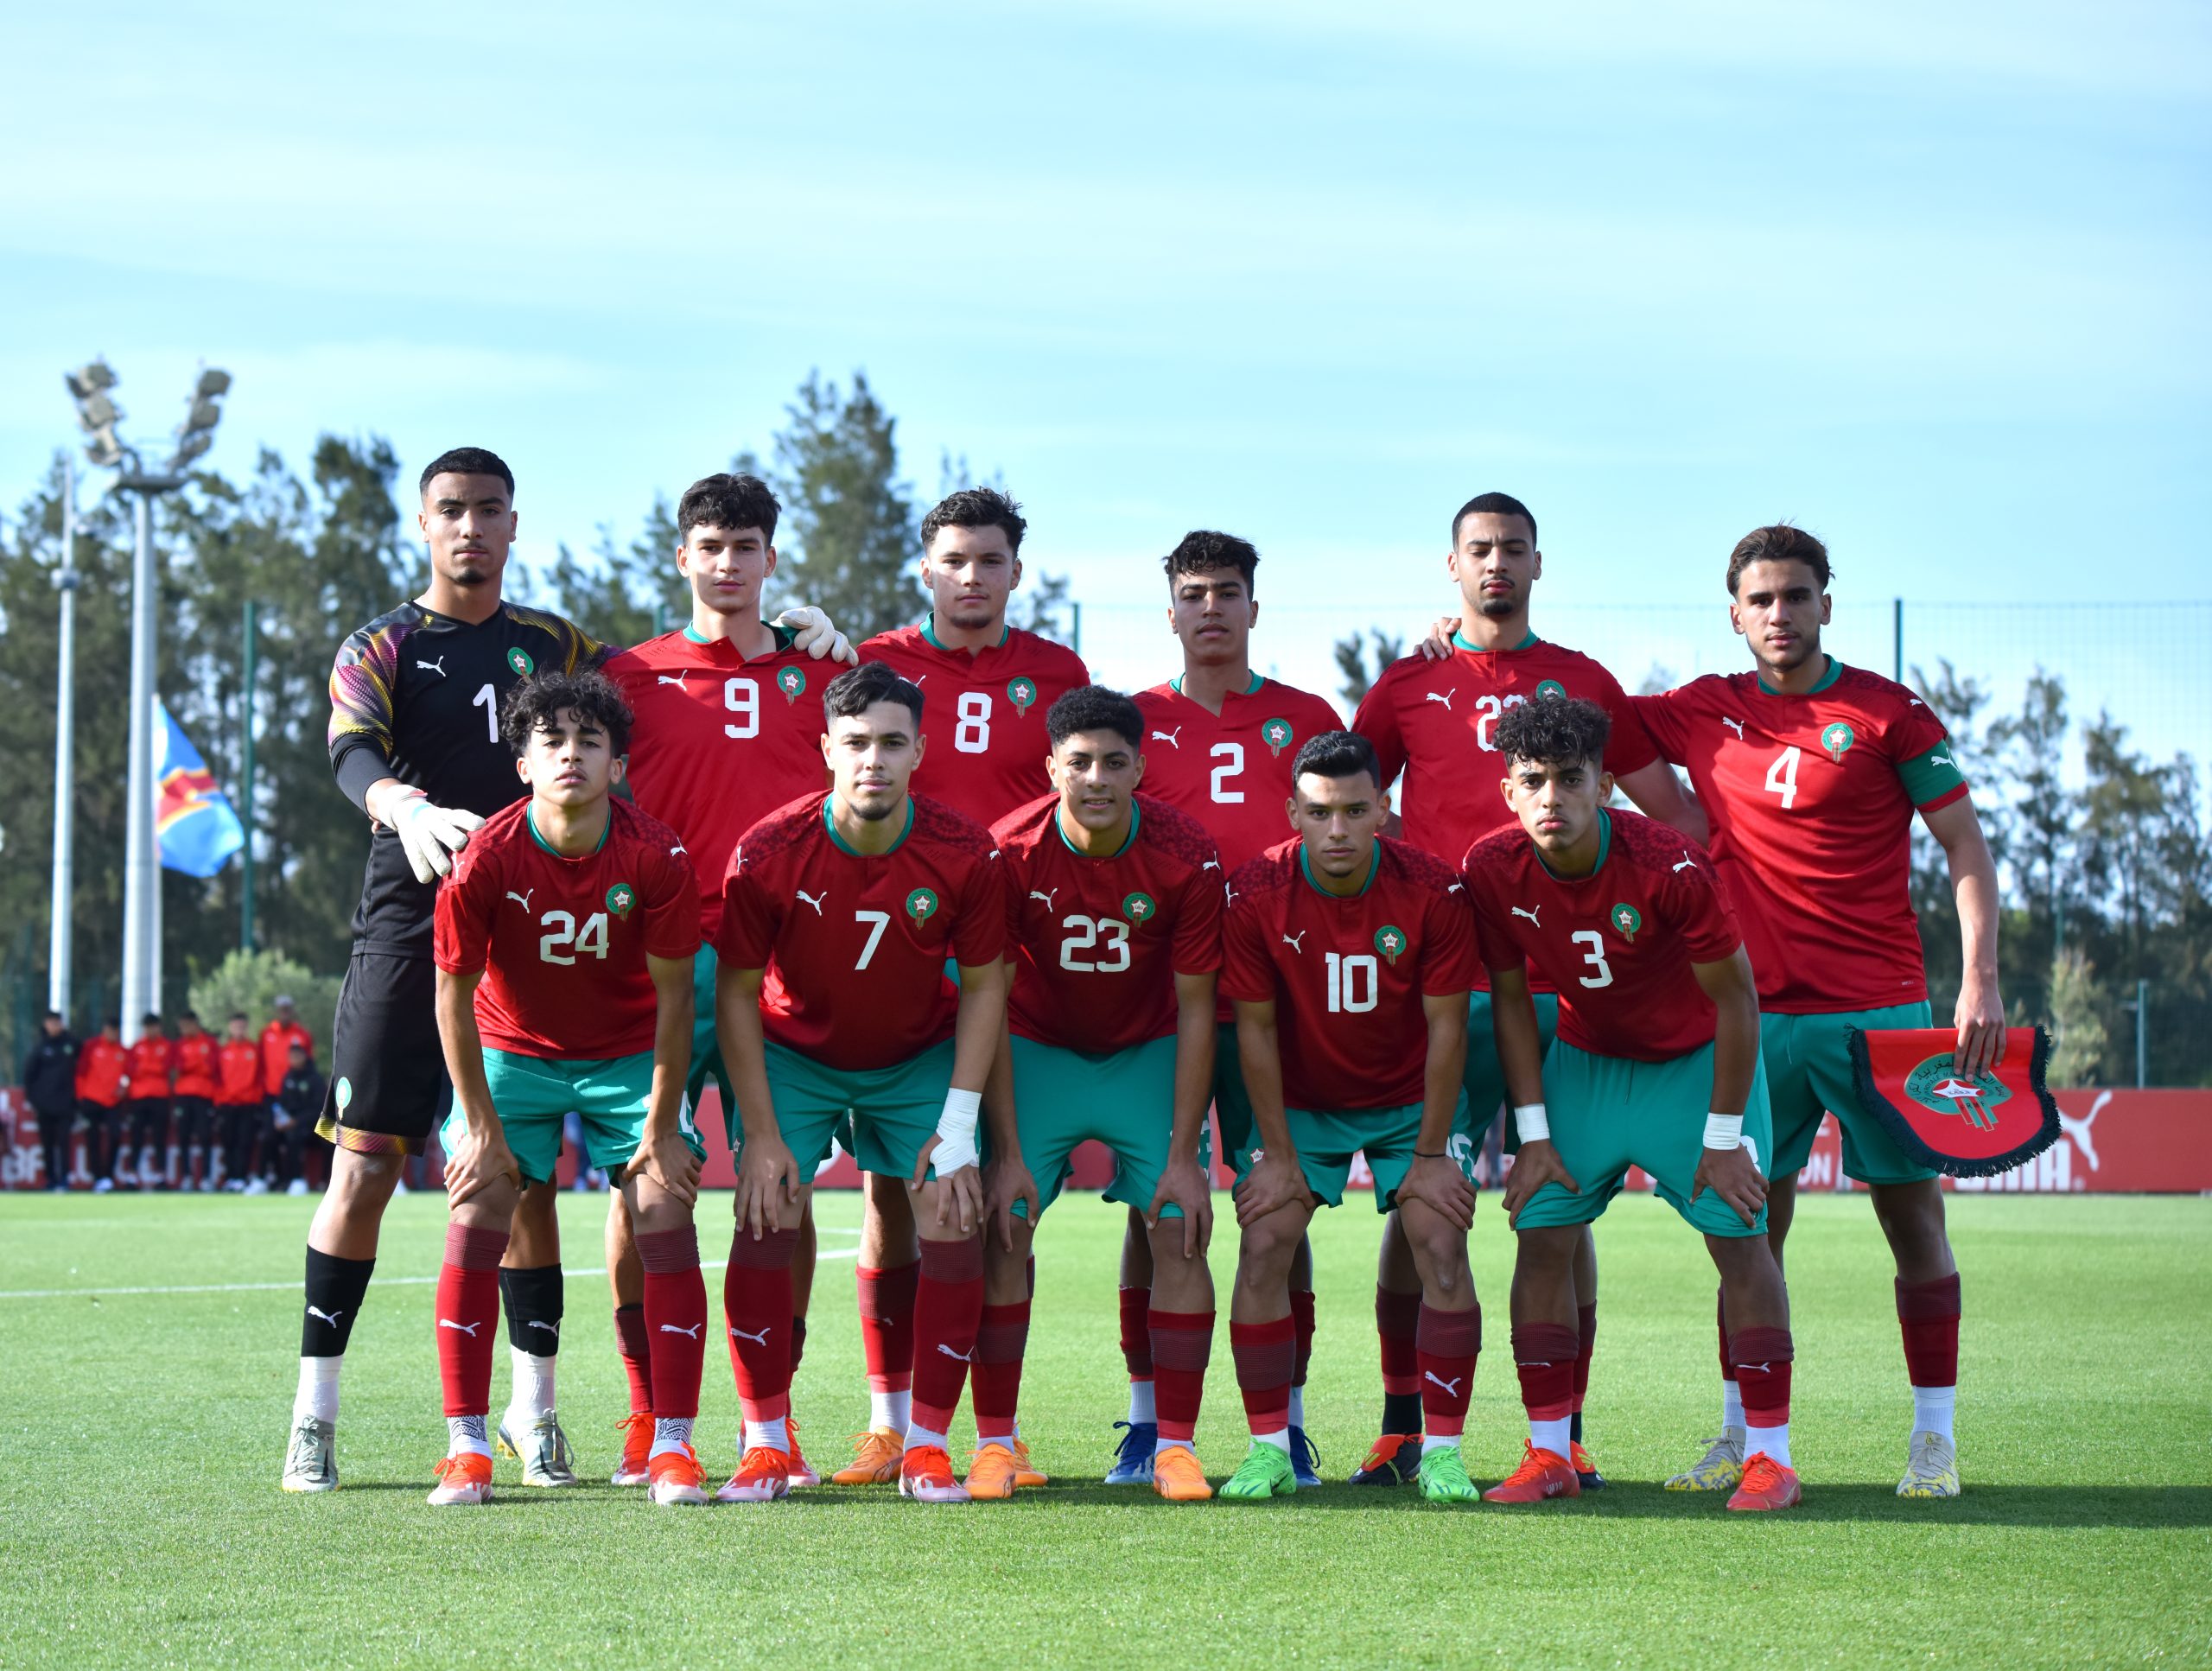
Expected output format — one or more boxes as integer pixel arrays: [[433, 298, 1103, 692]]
[[1001, 1033, 1203, 1220], [1467, 988, 1560, 1148], [754, 1037, 957, 1183], [460, 1048, 702, 1185], [687, 944, 732, 1117], [1230, 1090, 1474, 1214], [1210, 1021, 1254, 1163], [1514, 1039, 1773, 1238], [1764, 1001, 1940, 1186]]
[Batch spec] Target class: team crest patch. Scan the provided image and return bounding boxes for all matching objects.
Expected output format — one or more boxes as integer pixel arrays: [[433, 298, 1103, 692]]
[[1609, 902, 1643, 943], [1848, 1026, 2061, 1177], [506, 646, 536, 677], [777, 667, 805, 705], [606, 882, 637, 918], [906, 886, 940, 926], [1534, 679, 1567, 700], [1821, 720, 1855, 762], [334, 1077, 353, 1113], [1373, 924, 1408, 965], [1122, 891, 1157, 928], [1262, 717, 1294, 758], [1007, 677, 1038, 715]]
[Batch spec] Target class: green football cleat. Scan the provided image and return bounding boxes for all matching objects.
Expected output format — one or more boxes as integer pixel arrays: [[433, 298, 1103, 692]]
[[1897, 1431, 1961, 1498], [1219, 1439, 1299, 1501], [1415, 1445, 1480, 1503]]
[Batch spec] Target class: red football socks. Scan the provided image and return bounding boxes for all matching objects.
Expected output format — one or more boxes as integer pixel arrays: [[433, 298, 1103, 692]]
[[1897, 1273, 1961, 1388], [1230, 1314, 1297, 1435], [1510, 1322, 1580, 1426], [1376, 1286, 1421, 1400], [1148, 1307, 1213, 1445], [613, 1303, 653, 1415], [856, 1261, 918, 1397], [909, 1236, 985, 1438], [638, 1226, 705, 1422], [971, 1300, 1030, 1442], [1732, 1325, 1796, 1429], [725, 1227, 798, 1426], [1289, 1287, 1317, 1390], [435, 1224, 509, 1419], [1415, 1301, 1480, 1439], [1118, 1284, 1154, 1388]]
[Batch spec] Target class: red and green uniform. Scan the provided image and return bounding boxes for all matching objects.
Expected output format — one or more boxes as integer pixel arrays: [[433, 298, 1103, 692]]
[[861, 621, 1089, 829], [433, 797, 701, 1182], [1633, 660, 1968, 1184], [992, 792, 1225, 1217], [1220, 836, 1481, 1210], [1463, 809, 1770, 1236]]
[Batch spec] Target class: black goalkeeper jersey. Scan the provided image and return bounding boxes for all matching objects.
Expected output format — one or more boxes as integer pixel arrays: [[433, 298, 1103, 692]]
[[328, 599, 607, 956]]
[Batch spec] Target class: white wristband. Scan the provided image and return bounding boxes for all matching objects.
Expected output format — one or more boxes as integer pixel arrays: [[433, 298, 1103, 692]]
[[1513, 1102, 1550, 1144], [1703, 1112, 1744, 1151], [933, 1089, 982, 1173]]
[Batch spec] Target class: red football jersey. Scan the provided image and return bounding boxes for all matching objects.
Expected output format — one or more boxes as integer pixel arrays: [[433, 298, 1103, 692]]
[[435, 797, 701, 1060], [716, 791, 1007, 1071], [1633, 662, 1967, 1013], [1463, 810, 1743, 1062], [607, 626, 832, 941], [1353, 634, 1658, 863], [993, 792, 1226, 1052], [1130, 677, 1344, 874], [76, 1037, 128, 1107], [1221, 836, 1480, 1110], [861, 622, 1090, 826], [172, 1033, 218, 1099], [216, 1039, 264, 1106], [260, 1021, 311, 1096], [126, 1037, 174, 1096]]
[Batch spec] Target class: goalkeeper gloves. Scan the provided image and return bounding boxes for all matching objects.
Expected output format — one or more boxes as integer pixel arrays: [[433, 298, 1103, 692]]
[[775, 606, 857, 665], [377, 785, 485, 883]]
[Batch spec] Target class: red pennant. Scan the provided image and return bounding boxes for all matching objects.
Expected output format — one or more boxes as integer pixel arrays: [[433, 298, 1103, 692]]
[[1847, 1026, 2062, 1178]]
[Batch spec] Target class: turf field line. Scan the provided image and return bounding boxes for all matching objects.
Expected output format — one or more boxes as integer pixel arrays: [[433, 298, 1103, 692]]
[[0, 1248, 861, 1300]]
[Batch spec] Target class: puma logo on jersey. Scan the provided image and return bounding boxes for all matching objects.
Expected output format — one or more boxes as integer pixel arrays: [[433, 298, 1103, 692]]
[[437, 1318, 480, 1337], [935, 1344, 973, 1363], [1510, 905, 1541, 925], [795, 888, 826, 915], [1423, 1370, 1463, 1398], [1929, 752, 1956, 770], [1028, 889, 1058, 910], [505, 889, 536, 912], [416, 657, 447, 677], [1448, 882, 1465, 894], [658, 1322, 702, 1339], [1150, 728, 1183, 748], [1738, 1362, 1773, 1375], [657, 670, 690, 689], [670, 844, 687, 857], [524, 1319, 558, 1338], [1203, 861, 1220, 872], [728, 1324, 772, 1346], [1722, 716, 1745, 740], [1281, 931, 1307, 953], [1426, 689, 1456, 711], [306, 1306, 344, 1327], [1673, 854, 1699, 873], [1910, 698, 1926, 708]]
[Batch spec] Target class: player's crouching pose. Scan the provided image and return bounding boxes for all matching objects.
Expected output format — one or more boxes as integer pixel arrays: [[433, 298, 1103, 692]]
[[1220, 731, 1486, 1504], [977, 687, 1227, 1503], [428, 671, 705, 1506], [715, 661, 1009, 1503], [1465, 698, 1799, 1512]]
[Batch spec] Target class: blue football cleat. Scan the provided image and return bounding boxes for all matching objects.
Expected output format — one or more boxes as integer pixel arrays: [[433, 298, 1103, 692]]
[[1289, 1426, 1323, 1487], [1104, 1420, 1157, 1484]]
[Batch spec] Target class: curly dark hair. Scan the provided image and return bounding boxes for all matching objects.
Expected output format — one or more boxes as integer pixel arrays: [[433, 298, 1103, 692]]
[[1451, 490, 1535, 548], [1162, 530, 1259, 594], [1046, 684, 1143, 751], [678, 472, 780, 543], [1726, 523, 1832, 596], [499, 669, 634, 757], [823, 661, 924, 727], [1493, 695, 1611, 771], [418, 447, 513, 499], [1291, 729, 1381, 787], [921, 486, 1027, 556]]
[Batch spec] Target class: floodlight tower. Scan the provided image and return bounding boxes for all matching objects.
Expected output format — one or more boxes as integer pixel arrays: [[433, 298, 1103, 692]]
[[62, 359, 231, 1043]]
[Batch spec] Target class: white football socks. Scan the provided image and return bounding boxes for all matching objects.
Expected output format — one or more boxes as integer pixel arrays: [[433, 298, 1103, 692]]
[[1251, 1426, 1291, 1453], [1912, 1385, 1957, 1444], [1720, 1379, 1745, 1433], [1421, 1433, 1460, 1457], [1287, 1385, 1306, 1428], [508, 1347, 556, 1421], [1531, 1416, 1572, 1458], [743, 1416, 789, 1454], [903, 1420, 949, 1453], [448, 1414, 492, 1458], [1746, 1422, 1791, 1468], [1126, 1378, 1156, 1424], [295, 1356, 341, 1424], [649, 1416, 695, 1460], [870, 1388, 912, 1433]]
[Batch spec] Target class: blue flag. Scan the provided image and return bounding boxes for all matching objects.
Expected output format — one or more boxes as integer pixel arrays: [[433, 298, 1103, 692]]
[[155, 701, 245, 877]]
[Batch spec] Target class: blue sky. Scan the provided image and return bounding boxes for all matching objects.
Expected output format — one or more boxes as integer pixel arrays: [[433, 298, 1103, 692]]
[[3, 1, 2207, 751]]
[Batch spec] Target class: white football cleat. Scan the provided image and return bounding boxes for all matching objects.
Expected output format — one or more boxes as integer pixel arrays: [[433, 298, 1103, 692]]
[[281, 1414, 339, 1493], [496, 1411, 580, 1486]]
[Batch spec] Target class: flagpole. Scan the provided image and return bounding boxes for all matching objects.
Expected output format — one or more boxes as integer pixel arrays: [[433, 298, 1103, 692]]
[[48, 458, 79, 1020], [240, 598, 257, 952]]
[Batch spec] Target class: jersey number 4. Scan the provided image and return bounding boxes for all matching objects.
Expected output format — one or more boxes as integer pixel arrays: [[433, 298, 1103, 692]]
[[539, 911, 610, 964], [1764, 745, 1802, 809]]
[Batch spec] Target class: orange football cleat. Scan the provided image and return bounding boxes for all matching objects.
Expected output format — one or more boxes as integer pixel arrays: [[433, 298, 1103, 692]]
[[964, 1441, 1020, 1500], [786, 1419, 821, 1489], [647, 1441, 708, 1506], [1153, 1444, 1212, 1502], [899, 1444, 970, 1503], [1482, 1442, 1582, 1504], [1012, 1438, 1049, 1489], [1726, 1452, 1802, 1512], [1571, 1439, 1607, 1490], [715, 1445, 791, 1503], [611, 1412, 653, 1486], [426, 1450, 494, 1507], [832, 1426, 905, 1485]]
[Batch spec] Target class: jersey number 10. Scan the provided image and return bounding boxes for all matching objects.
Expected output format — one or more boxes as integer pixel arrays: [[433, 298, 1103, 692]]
[[1325, 951, 1378, 1013]]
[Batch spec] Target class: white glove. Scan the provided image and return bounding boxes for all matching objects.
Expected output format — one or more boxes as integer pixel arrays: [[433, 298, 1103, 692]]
[[931, 1089, 982, 1175], [382, 785, 485, 883], [776, 606, 857, 665]]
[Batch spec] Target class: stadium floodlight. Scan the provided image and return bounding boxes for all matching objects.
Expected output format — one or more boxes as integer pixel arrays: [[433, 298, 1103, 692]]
[[194, 368, 232, 398], [65, 360, 118, 400], [171, 429, 213, 468], [169, 366, 229, 474], [75, 391, 121, 431]]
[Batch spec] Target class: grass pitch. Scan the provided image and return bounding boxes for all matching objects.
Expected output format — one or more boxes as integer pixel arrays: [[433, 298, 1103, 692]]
[[0, 1189, 2206, 1669]]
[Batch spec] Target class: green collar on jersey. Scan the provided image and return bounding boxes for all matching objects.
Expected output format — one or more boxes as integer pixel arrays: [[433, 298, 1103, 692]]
[[1055, 797, 1140, 859], [526, 806, 612, 858], [1451, 628, 1540, 654], [1758, 655, 1844, 698], [823, 795, 913, 856], [1534, 809, 1611, 883], [1299, 841, 1380, 899], [1169, 670, 1265, 697], [922, 616, 1008, 652], [683, 620, 798, 651]]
